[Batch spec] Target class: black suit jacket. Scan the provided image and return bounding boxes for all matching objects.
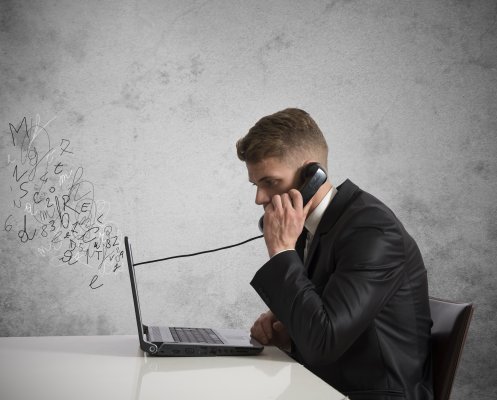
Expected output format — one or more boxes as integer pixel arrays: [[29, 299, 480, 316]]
[[251, 180, 433, 400]]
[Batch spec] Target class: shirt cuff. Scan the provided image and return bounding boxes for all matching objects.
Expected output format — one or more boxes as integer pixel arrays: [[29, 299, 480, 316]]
[[270, 249, 296, 259]]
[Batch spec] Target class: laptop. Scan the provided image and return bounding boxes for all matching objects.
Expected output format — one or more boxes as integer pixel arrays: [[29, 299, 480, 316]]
[[125, 236, 264, 356]]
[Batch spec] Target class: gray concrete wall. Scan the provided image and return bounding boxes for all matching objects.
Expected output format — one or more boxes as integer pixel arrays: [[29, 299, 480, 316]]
[[1, 0, 495, 398]]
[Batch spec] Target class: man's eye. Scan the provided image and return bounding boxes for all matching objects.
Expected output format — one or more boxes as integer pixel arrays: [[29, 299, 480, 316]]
[[264, 180, 278, 188], [251, 180, 280, 189]]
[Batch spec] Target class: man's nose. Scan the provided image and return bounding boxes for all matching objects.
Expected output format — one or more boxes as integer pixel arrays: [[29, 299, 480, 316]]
[[255, 187, 270, 206]]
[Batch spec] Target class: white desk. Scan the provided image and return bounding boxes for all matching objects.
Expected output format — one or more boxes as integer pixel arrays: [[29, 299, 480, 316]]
[[0, 335, 346, 400]]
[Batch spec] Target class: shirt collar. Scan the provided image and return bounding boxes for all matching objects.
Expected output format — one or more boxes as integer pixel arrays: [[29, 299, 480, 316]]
[[304, 186, 337, 237]]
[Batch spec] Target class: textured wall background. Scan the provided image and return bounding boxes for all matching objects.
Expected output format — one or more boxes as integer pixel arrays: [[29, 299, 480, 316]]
[[1, 0, 496, 398]]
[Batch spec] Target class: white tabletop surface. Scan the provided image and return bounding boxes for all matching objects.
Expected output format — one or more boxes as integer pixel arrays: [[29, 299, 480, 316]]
[[0, 335, 346, 400]]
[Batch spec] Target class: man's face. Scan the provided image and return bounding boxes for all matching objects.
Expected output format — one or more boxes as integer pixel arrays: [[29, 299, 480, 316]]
[[247, 157, 300, 209]]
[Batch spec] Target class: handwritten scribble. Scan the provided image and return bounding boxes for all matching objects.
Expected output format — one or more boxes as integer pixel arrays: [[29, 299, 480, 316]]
[[4, 116, 124, 289]]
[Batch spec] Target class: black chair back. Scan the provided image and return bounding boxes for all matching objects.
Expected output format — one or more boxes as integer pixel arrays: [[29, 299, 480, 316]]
[[429, 297, 473, 400]]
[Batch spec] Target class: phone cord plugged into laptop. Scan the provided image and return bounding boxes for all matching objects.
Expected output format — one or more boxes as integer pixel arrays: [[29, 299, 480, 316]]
[[133, 164, 327, 268], [133, 235, 264, 267]]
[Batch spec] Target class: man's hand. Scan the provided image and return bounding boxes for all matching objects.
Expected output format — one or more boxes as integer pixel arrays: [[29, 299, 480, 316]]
[[250, 310, 291, 351], [263, 189, 311, 257]]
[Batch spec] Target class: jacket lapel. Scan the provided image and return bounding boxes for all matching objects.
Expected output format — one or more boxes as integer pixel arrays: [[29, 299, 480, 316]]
[[304, 179, 362, 274]]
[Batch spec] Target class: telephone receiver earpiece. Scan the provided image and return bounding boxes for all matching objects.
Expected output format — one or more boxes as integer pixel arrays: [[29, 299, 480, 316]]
[[258, 162, 327, 233]]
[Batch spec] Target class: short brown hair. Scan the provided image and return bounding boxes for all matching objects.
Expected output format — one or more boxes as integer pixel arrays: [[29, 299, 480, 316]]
[[236, 108, 328, 166]]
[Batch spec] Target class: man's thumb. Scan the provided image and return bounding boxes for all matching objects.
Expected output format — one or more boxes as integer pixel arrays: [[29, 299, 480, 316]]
[[273, 321, 285, 331]]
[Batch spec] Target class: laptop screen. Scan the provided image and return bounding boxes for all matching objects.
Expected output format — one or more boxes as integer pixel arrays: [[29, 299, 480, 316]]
[[125, 236, 147, 342]]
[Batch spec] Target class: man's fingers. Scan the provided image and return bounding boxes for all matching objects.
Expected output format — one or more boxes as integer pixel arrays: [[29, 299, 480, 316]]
[[260, 316, 273, 342], [250, 312, 276, 345], [280, 192, 294, 210], [303, 198, 313, 215], [289, 188, 313, 216], [288, 189, 303, 210], [271, 194, 283, 211], [250, 322, 269, 344], [270, 191, 305, 214]]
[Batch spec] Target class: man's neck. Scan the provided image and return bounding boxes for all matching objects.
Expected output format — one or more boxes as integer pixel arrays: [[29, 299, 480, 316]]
[[306, 181, 333, 217]]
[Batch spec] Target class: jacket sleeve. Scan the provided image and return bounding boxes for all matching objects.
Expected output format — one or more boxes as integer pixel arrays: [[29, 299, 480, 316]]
[[250, 205, 407, 367]]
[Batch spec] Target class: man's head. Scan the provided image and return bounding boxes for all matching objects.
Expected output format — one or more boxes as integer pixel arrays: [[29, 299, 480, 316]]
[[236, 108, 330, 208], [236, 108, 328, 168]]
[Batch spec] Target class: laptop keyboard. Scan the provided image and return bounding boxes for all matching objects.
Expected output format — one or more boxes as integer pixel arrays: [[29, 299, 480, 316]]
[[170, 327, 224, 344]]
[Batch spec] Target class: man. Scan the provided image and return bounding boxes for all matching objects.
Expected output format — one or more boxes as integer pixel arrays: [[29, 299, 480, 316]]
[[236, 108, 433, 400]]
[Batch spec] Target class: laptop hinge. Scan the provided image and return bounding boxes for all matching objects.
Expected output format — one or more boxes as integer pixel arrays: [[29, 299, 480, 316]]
[[140, 324, 158, 354]]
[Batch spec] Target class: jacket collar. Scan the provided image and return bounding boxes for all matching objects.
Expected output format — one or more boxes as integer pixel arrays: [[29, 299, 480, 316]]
[[316, 179, 362, 235]]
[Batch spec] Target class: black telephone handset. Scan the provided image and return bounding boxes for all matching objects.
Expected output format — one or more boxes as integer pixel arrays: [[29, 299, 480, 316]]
[[258, 162, 328, 233]]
